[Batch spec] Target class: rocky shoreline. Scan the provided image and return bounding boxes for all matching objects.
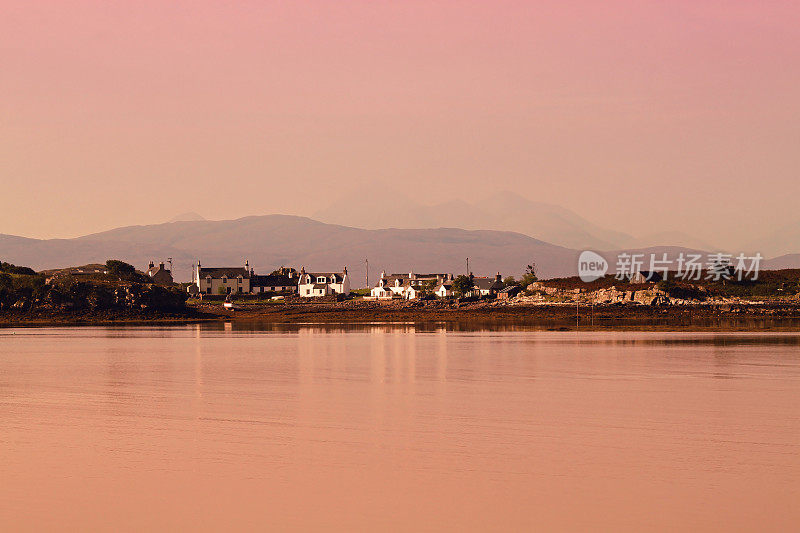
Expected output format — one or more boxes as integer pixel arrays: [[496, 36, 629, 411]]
[[185, 299, 800, 330], [4, 297, 800, 330]]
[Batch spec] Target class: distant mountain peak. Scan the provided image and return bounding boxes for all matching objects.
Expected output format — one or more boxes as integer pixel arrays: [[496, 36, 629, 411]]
[[486, 190, 528, 204], [169, 212, 206, 223]]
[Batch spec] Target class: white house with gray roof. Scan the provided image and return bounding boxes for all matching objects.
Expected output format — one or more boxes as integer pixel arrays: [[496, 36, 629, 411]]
[[297, 267, 350, 297]]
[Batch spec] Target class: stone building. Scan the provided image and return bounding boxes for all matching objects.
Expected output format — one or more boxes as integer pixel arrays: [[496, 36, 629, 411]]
[[145, 261, 173, 285], [194, 260, 251, 295]]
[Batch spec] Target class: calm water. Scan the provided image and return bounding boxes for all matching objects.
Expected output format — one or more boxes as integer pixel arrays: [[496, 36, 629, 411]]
[[1, 325, 799, 532]]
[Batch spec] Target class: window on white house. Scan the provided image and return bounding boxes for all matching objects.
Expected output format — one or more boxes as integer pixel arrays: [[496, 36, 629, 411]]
[[317, 276, 326, 283], [222, 277, 227, 284]]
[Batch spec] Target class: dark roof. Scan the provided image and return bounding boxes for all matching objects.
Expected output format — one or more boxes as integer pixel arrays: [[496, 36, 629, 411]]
[[414, 273, 450, 279], [251, 274, 295, 287], [377, 274, 449, 288], [199, 267, 249, 279], [499, 285, 521, 294], [303, 272, 343, 283], [147, 265, 170, 275], [312, 283, 328, 290], [472, 277, 503, 291]]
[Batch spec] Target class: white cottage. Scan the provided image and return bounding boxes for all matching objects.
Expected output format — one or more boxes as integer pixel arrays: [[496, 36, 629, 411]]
[[370, 284, 396, 299], [297, 267, 350, 297], [434, 281, 453, 298]]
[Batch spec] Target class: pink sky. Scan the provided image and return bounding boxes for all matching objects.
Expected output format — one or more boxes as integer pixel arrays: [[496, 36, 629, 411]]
[[2, 1, 799, 247]]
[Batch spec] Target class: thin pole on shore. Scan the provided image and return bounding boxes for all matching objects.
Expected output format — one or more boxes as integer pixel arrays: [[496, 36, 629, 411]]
[[365, 258, 369, 289]]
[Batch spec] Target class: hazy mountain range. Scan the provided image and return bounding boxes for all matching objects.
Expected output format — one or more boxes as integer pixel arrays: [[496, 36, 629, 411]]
[[0, 215, 575, 284], [313, 190, 715, 252], [1, 213, 796, 285]]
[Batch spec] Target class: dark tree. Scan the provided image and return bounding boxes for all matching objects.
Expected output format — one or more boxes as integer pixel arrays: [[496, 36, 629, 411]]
[[452, 275, 474, 297], [0, 262, 36, 276], [421, 279, 437, 296], [520, 263, 538, 288], [105, 260, 138, 281]]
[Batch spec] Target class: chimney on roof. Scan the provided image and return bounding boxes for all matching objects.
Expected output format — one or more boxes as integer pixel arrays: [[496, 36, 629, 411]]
[[149, 261, 154, 269], [159, 261, 165, 270], [343, 267, 347, 276], [469, 272, 474, 281], [496, 272, 502, 282], [245, 259, 249, 272]]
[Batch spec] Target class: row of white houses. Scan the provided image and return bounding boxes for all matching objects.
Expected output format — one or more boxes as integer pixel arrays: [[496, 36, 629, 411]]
[[190, 260, 503, 300], [191, 261, 350, 297], [369, 271, 504, 300]]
